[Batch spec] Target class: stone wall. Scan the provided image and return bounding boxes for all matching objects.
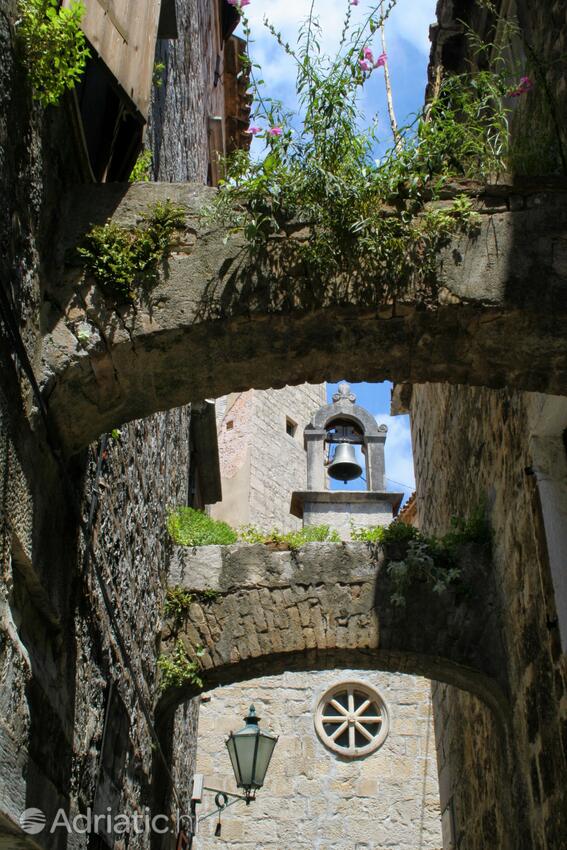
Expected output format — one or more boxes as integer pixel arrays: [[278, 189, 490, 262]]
[[0, 0, 227, 845], [147, 0, 221, 183], [407, 383, 567, 850], [419, 4, 567, 847], [194, 669, 442, 850], [211, 384, 327, 533]]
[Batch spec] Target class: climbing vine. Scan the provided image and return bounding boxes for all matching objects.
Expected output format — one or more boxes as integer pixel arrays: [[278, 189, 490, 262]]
[[205, 0, 535, 302], [16, 0, 90, 106], [78, 201, 186, 303]]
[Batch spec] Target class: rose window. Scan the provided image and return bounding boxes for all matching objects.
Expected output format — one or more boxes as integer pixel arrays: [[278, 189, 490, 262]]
[[314, 681, 389, 758]]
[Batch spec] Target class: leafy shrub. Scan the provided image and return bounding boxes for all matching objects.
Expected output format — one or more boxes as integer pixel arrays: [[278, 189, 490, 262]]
[[349, 509, 490, 605], [129, 149, 153, 182], [351, 521, 419, 546], [77, 201, 186, 303], [167, 507, 238, 547], [237, 523, 340, 548], [203, 2, 525, 303], [283, 524, 341, 547], [157, 640, 204, 691], [164, 586, 220, 629], [367, 512, 490, 606], [17, 0, 90, 106]]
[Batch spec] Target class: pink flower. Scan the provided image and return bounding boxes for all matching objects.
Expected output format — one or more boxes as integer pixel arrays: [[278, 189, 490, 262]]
[[374, 52, 387, 68], [358, 59, 372, 73], [245, 125, 262, 135], [227, 0, 250, 7], [267, 126, 283, 136], [363, 46, 374, 61], [351, 0, 359, 5], [508, 75, 534, 97]]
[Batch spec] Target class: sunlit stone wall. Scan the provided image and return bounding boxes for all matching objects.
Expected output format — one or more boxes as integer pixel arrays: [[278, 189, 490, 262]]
[[194, 669, 442, 850]]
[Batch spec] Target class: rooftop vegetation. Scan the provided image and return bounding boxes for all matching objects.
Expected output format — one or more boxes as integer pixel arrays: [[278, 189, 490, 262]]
[[205, 0, 544, 301]]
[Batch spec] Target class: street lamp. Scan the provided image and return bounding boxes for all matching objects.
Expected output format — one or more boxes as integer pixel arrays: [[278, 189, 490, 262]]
[[182, 704, 278, 846], [225, 705, 279, 802]]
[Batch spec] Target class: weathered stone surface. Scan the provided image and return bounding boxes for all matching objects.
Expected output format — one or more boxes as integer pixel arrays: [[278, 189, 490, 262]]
[[42, 180, 567, 453], [409, 384, 567, 850], [160, 541, 508, 730], [195, 668, 442, 850], [211, 384, 327, 533]]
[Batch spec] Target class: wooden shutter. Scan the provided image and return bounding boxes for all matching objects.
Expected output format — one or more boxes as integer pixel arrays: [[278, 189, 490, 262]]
[[64, 0, 162, 119]]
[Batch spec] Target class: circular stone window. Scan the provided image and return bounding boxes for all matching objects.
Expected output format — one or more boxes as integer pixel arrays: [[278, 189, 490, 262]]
[[315, 681, 389, 758]]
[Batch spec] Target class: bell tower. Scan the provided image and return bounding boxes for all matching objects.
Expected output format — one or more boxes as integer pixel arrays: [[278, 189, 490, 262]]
[[290, 382, 403, 539]]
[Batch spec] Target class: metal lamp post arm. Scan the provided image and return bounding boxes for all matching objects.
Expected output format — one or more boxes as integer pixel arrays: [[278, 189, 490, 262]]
[[198, 787, 252, 822]]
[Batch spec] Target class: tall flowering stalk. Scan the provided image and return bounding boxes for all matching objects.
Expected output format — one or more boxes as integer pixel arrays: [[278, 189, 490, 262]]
[[208, 0, 522, 303]]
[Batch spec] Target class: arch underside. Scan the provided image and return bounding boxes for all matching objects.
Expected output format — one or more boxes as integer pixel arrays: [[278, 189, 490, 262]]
[[44, 180, 567, 454], [158, 646, 510, 736], [158, 542, 509, 732]]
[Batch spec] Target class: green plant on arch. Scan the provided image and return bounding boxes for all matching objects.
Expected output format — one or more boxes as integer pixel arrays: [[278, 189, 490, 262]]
[[157, 640, 204, 692], [77, 201, 186, 304], [204, 0, 527, 305], [17, 0, 90, 106], [163, 586, 220, 631], [166, 507, 238, 547]]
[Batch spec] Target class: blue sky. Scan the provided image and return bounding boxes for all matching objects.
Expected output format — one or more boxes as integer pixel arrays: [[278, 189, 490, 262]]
[[237, 0, 437, 505], [242, 0, 437, 151]]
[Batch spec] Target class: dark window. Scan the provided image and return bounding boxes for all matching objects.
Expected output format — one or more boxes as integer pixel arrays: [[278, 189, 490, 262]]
[[286, 418, 297, 438]]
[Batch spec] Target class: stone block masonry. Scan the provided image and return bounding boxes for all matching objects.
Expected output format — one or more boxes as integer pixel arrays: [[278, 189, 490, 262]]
[[44, 179, 567, 453], [194, 669, 442, 850], [211, 384, 327, 533], [406, 383, 567, 850]]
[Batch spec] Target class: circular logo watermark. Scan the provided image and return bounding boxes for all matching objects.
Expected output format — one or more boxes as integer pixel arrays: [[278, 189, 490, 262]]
[[20, 808, 46, 835]]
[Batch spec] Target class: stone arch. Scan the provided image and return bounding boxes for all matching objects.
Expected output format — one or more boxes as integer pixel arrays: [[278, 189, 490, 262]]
[[44, 180, 567, 454], [156, 542, 510, 730], [310, 395, 381, 437]]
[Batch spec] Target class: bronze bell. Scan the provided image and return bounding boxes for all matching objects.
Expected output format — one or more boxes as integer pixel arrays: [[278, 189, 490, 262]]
[[327, 443, 363, 483]]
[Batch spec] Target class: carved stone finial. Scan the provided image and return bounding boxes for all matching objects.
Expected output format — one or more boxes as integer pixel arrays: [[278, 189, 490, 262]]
[[332, 381, 356, 404]]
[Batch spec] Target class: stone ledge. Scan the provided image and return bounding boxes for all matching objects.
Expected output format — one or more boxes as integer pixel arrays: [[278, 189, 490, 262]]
[[290, 490, 403, 518], [168, 541, 378, 592]]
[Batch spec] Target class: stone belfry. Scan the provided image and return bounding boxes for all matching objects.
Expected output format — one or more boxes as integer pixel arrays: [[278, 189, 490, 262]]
[[210, 384, 327, 532], [291, 382, 403, 538]]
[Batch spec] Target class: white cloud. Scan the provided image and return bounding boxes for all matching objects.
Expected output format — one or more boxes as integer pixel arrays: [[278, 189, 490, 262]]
[[388, 0, 437, 55], [375, 413, 416, 498], [243, 0, 437, 95]]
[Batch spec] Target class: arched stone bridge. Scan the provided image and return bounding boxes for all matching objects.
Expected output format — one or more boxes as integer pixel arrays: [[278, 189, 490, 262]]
[[157, 541, 509, 728], [43, 179, 567, 453]]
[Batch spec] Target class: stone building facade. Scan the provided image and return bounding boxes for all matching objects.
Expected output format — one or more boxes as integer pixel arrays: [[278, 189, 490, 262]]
[[0, 1, 247, 847], [399, 3, 567, 846], [199, 385, 442, 849], [2, 2, 567, 850], [194, 670, 442, 850], [211, 385, 326, 533]]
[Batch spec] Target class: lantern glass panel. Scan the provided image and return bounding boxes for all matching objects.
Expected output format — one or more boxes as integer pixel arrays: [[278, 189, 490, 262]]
[[227, 730, 258, 788], [253, 733, 277, 786], [226, 735, 243, 786]]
